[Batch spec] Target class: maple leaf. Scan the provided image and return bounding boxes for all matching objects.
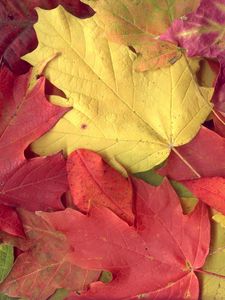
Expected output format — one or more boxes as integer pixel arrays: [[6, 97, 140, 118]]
[[0, 66, 68, 211], [0, 205, 24, 237], [0, 209, 100, 300], [83, 0, 201, 71], [161, 0, 225, 112], [0, 66, 67, 177], [23, 6, 213, 174], [40, 178, 210, 300], [67, 149, 134, 224], [158, 126, 225, 180], [0, 0, 94, 73]]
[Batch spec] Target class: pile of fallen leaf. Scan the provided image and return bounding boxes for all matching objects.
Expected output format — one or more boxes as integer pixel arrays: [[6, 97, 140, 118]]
[[0, 0, 225, 299]]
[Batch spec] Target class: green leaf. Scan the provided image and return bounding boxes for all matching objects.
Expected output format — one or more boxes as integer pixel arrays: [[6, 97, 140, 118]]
[[49, 289, 69, 300], [0, 293, 19, 300], [135, 165, 164, 186], [0, 244, 13, 283], [171, 180, 198, 214], [99, 271, 113, 284]]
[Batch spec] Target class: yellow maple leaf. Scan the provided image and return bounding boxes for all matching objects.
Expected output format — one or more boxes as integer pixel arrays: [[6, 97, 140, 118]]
[[23, 6, 213, 174], [83, 0, 200, 71]]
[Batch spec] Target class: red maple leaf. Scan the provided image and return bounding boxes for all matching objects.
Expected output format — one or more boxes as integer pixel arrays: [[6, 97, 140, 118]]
[[40, 178, 210, 300], [67, 149, 134, 225], [0, 209, 100, 300], [0, 0, 94, 73], [0, 66, 68, 213], [0, 66, 67, 176]]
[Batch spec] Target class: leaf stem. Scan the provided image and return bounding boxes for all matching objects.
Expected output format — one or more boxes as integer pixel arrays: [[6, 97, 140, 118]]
[[212, 108, 225, 126], [172, 147, 201, 178], [196, 268, 225, 280]]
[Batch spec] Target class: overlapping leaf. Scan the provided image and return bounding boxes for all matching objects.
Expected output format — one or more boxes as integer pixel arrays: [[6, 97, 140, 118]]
[[83, 0, 200, 71], [23, 6, 213, 174], [0, 210, 100, 300]]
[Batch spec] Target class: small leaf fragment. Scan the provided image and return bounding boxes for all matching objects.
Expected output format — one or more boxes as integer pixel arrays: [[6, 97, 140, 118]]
[[0, 244, 13, 283], [49, 288, 69, 300]]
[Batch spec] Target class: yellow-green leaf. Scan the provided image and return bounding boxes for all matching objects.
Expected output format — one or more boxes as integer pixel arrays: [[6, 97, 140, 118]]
[[198, 214, 225, 299], [99, 271, 113, 284], [48, 289, 69, 300], [213, 213, 225, 228], [83, 0, 200, 70], [23, 6, 213, 174], [0, 294, 17, 300], [0, 244, 13, 284]]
